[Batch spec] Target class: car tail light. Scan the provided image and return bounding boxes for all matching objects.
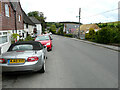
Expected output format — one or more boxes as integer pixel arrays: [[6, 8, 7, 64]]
[[0, 58, 5, 63], [27, 56, 39, 62]]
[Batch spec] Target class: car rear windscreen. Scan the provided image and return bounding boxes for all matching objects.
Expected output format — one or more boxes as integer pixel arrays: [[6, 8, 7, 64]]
[[35, 36, 50, 41], [12, 44, 33, 51]]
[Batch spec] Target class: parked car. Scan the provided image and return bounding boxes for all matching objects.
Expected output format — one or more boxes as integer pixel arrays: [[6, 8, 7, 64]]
[[35, 35, 53, 51], [0, 41, 47, 73]]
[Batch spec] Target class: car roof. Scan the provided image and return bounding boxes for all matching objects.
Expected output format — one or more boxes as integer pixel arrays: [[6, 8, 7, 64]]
[[8, 41, 43, 51], [38, 34, 49, 36], [15, 41, 40, 44]]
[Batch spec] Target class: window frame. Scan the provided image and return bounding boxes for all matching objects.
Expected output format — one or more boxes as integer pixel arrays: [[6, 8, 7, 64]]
[[18, 15, 21, 22], [0, 31, 8, 44], [0, 1, 1, 15], [5, 4, 10, 17]]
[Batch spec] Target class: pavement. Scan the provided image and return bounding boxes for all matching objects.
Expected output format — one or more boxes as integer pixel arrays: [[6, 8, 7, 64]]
[[71, 38, 120, 52], [2, 35, 118, 88]]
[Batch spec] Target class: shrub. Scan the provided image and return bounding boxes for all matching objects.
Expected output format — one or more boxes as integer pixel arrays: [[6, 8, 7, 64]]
[[85, 28, 95, 40], [56, 27, 64, 35], [11, 33, 20, 40], [11, 33, 20, 43], [113, 29, 120, 43], [89, 28, 95, 40], [64, 34, 73, 37], [25, 35, 34, 41], [95, 27, 120, 44], [57, 29, 61, 35], [85, 33, 89, 39]]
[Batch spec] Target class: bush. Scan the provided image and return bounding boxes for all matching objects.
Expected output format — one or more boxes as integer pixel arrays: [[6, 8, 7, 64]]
[[95, 27, 120, 44], [89, 28, 95, 40], [85, 33, 89, 39], [57, 29, 61, 35], [56, 27, 64, 35], [64, 34, 73, 37], [25, 35, 34, 41], [85, 28, 95, 40], [11, 33, 20, 44], [113, 29, 120, 43]]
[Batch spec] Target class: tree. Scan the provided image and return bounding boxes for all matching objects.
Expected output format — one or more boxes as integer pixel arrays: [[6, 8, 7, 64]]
[[28, 11, 46, 33], [50, 25, 56, 34], [60, 27, 64, 35]]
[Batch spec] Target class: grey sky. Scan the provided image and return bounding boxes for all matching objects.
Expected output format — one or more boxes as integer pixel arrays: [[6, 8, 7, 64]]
[[20, 0, 120, 24]]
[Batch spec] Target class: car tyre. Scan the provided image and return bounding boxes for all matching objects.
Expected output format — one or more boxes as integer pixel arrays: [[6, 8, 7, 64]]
[[38, 61, 45, 73]]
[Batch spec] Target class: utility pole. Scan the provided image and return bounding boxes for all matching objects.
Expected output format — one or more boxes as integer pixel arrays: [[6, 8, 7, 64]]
[[78, 8, 81, 39]]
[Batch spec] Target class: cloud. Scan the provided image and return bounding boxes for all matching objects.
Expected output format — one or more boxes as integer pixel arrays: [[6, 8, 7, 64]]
[[20, 0, 119, 24]]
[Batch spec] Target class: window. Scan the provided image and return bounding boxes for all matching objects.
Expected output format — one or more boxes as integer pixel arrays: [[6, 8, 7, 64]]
[[3, 32, 7, 35], [19, 15, 21, 22], [2, 36, 7, 43], [12, 45, 33, 51], [0, 32, 8, 44], [0, 1, 1, 14], [35, 36, 50, 41], [5, 4, 10, 17]]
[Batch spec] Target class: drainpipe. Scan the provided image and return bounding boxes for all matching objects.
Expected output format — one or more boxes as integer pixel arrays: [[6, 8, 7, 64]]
[[14, 11, 17, 34], [14, 11, 18, 42]]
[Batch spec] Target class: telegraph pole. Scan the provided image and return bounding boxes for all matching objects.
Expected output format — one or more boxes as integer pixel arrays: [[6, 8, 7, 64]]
[[78, 8, 81, 39]]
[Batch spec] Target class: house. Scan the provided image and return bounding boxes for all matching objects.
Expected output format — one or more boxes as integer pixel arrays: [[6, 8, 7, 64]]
[[0, 0, 24, 54], [22, 10, 35, 38], [29, 17, 42, 35], [73, 24, 100, 39], [60, 22, 80, 34], [80, 24, 100, 34]]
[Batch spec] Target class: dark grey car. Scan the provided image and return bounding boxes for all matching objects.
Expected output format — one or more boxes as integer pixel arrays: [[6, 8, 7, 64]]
[[0, 41, 47, 73]]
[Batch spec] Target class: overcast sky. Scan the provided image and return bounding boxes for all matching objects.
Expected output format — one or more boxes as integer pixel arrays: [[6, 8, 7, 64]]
[[20, 0, 120, 24]]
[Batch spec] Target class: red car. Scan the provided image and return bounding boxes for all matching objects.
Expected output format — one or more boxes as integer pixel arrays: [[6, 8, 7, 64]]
[[35, 35, 52, 51]]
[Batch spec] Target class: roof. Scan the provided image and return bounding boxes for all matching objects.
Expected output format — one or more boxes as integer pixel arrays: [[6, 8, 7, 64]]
[[60, 22, 82, 25], [73, 24, 100, 35], [8, 41, 43, 51], [80, 24, 100, 30], [22, 10, 35, 26], [10, 1, 20, 11], [29, 17, 41, 24], [11, 2, 18, 10]]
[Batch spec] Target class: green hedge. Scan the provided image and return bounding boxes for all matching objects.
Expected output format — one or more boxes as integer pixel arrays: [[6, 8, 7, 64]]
[[85, 27, 120, 44], [64, 34, 73, 37], [24, 35, 34, 41], [85, 28, 95, 41], [95, 27, 120, 44]]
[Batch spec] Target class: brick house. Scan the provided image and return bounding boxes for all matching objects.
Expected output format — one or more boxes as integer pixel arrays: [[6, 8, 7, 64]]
[[0, 0, 24, 54]]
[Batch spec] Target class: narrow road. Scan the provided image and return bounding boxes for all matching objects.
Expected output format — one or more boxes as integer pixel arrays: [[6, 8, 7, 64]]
[[2, 35, 118, 88]]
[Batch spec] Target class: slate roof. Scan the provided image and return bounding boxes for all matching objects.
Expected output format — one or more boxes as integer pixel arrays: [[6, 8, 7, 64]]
[[9, 1, 19, 11], [22, 10, 35, 26], [29, 17, 41, 24], [11, 2, 18, 10]]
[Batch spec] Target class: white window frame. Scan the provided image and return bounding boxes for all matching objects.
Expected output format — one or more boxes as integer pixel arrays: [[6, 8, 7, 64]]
[[5, 4, 10, 17], [19, 15, 21, 22], [0, 31, 8, 44]]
